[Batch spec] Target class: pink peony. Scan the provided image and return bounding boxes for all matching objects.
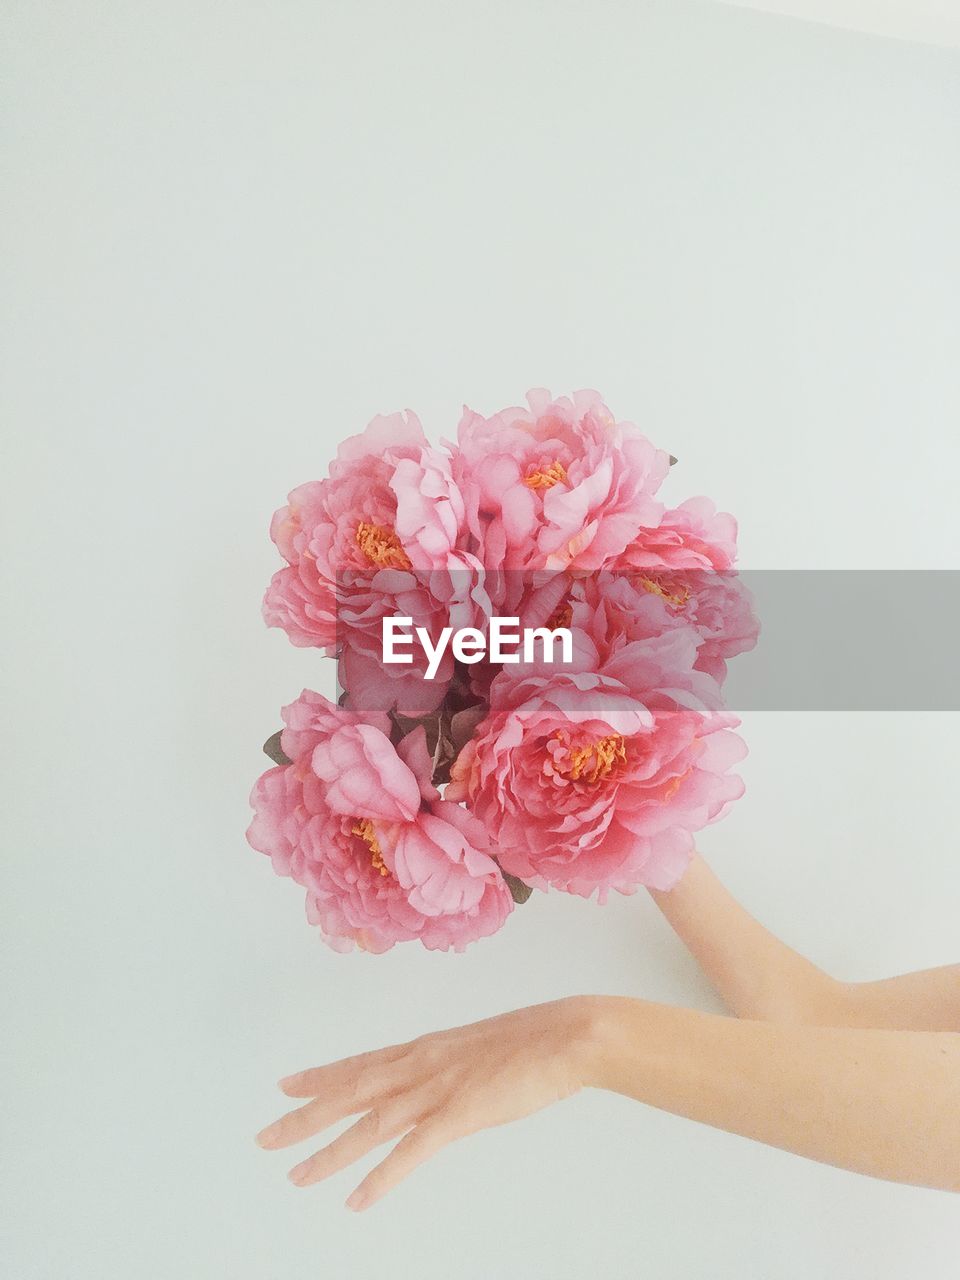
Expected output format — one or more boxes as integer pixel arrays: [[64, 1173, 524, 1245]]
[[334, 557, 490, 717], [251, 389, 756, 947], [262, 410, 432, 651], [262, 411, 486, 715], [246, 690, 512, 952], [609, 496, 759, 679], [447, 635, 746, 898], [373, 798, 514, 951], [664, 571, 759, 685], [620, 497, 740, 574], [490, 495, 757, 687], [452, 388, 671, 574], [546, 567, 759, 690]]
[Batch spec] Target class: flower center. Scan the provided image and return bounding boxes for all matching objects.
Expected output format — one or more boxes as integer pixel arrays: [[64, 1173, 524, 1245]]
[[638, 575, 691, 608], [355, 521, 412, 570], [553, 732, 627, 783], [352, 817, 390, 876], [524, 460, 567, 490], [547, 601, 573, 631]]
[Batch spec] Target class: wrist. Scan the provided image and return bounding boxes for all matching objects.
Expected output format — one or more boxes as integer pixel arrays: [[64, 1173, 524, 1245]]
[[560, 994, 640, 1092]]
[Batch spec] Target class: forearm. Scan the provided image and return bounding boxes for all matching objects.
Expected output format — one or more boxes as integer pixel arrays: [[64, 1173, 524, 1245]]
[[581, 995, 960, 1192], [833, 966, 960, 1031], [651, 855, 960, 1030], [650, 855, 841, 1023]]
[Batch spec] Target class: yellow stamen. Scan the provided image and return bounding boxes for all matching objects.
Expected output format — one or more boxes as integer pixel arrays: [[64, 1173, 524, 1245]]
[[352, 818, 390, 876], [554, 733, 627, 783], [661, 770, 691, 801], [355, 521, 411, 570], [638, 575, 691, 608], [524, 460, 567, 490], [547, 602, 572, 631]]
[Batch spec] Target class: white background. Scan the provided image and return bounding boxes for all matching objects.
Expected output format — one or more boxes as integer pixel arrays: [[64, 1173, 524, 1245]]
[[3, 2, 959, 1276], [711, 0, 960, 50]]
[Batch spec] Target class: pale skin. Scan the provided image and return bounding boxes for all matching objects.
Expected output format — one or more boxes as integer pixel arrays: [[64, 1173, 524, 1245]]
[[255, 854, 960, 1210]]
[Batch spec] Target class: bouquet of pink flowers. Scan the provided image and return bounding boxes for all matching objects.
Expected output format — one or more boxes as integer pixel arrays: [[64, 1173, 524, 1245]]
[[247, 389, 758, 952]]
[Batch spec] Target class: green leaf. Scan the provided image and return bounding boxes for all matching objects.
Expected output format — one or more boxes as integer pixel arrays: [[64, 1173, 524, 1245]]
[[262, 731, 291, 766], [503, 871, 534, 905]]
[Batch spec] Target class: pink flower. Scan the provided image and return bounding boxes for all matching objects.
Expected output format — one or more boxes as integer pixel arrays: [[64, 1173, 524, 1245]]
[[452, 388, 670, 574], [244, 689, 419, 888], [262, 411, 486, 714], [245, 690, 512, 952], [447, 639, 746, 898], [621, 497, 740, 573], [251, 390, 756, 942], [669, 571, 759, 684], [481, 494, 757, 691], [551, 567, 759, 689], [334, 557, 490, 716], [376, 799, 513, 951], [281, 687, 449, 821], [262, 410, 431, 649]]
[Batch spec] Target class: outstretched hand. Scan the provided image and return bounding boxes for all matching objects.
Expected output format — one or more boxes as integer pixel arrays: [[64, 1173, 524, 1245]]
[[255, 997, 596, 1211]]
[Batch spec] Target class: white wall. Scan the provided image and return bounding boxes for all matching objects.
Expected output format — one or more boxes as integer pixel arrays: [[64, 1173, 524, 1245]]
[[3, 2, 959, 1276], [709, 0, 960, 49]]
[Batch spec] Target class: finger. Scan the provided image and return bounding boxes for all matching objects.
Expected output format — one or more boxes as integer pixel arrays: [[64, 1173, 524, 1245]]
[[257, 1095, 355, 1151], [278, 1043, 410, 1098], [287, 1086, 434, 1188], [345, 1114, 453, 1211], [257, 1059, 411, 1149]]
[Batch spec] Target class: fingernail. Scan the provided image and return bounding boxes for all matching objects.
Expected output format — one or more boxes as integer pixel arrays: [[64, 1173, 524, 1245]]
[[345, 1189, 366, 1212], [288, 1160, 312, 1186], [255, 1126, 278, 1148], [277, 1075, 297, 1091]]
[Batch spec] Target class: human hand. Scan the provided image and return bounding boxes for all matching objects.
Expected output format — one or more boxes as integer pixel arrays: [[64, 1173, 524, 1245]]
[[255, 996, 599, 1211]]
